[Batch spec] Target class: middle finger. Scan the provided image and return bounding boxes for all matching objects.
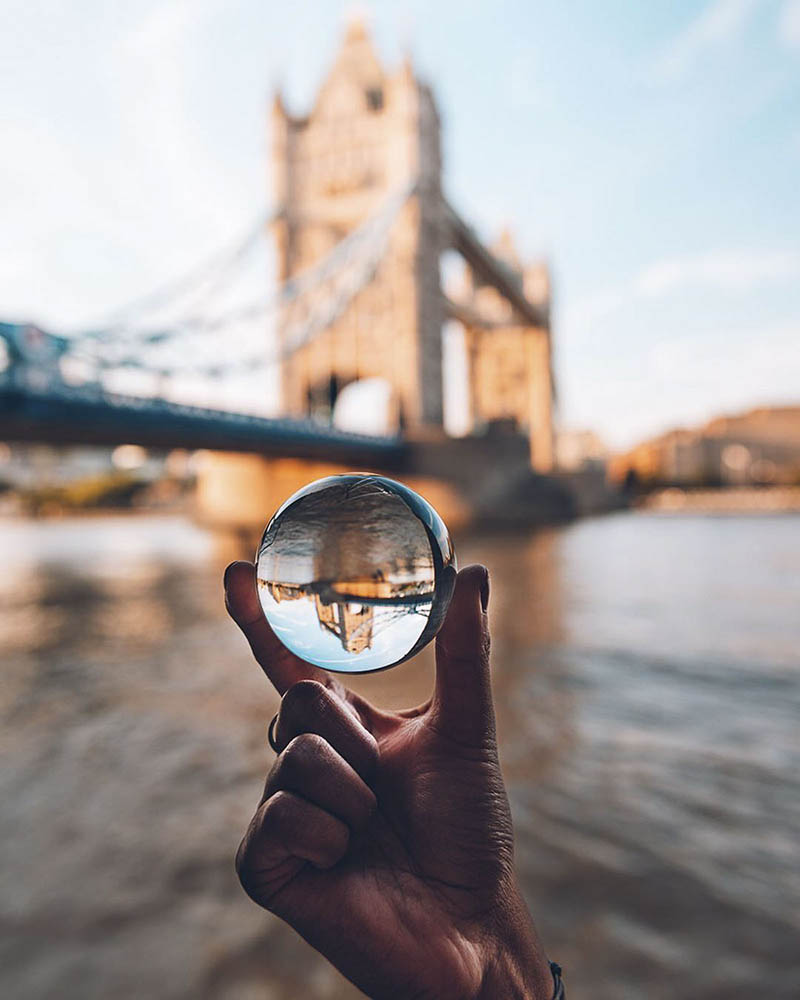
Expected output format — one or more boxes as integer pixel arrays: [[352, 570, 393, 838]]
[[262, 732, 376, 830], [273, 679, 379, 783]]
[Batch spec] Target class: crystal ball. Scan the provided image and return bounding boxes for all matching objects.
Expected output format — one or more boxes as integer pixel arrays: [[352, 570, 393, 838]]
[[256, 474, 457, 673]]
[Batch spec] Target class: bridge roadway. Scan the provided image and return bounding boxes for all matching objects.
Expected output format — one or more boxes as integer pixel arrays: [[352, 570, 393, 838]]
[[0, 382, 405, 466]]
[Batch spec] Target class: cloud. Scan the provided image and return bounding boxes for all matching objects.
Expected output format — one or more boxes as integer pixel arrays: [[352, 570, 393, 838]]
[[565, 320, 800, 448], [652, 0, 761, 81], [778, 0, 800, 46], [647, 320, 800, 381], [0, 0, 262, 332], [564, 248, 800, 329], [644, 319, 800, 425], [110, 0, 244, 240], [561, 289, 628, 331], [561, 247, 800, 446], [636, 249, 800, 295]]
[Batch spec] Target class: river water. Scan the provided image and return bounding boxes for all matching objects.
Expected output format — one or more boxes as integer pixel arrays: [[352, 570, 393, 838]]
[[1, 512, 798, 999]]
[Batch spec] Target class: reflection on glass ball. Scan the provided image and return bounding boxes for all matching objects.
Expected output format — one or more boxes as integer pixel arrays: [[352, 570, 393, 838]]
[[256, 474, 457, 673]]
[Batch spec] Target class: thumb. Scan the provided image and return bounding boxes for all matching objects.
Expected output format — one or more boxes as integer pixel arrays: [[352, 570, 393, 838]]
[[429, 564, 494, 748]]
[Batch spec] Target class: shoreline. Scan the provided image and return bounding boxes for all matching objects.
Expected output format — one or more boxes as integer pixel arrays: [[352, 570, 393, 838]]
[[4, 484, 800, 523], [639, 486, 800, 514], [0, 502, 191, 521]]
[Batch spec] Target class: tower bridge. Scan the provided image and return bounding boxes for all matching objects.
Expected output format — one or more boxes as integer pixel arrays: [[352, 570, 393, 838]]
[[271, 20, 553, 470], [1, 20, 575, 530]]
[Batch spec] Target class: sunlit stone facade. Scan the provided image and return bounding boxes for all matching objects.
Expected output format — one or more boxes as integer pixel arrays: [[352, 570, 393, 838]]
[[270, 18, 554, 470]]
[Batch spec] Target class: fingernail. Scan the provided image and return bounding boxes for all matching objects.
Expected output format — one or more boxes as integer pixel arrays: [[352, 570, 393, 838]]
[[480, 569, 490, 612], [223, 563, 233, 590]]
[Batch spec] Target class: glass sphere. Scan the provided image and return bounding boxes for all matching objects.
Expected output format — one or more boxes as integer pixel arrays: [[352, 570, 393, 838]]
[[256, 474, 457, 673]]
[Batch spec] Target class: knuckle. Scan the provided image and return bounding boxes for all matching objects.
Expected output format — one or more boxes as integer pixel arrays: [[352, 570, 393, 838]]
[[294, 730, 328, 754], [281, 679, 329, 718], [280, 732, 327, 775], [262, 789, 294, 831]]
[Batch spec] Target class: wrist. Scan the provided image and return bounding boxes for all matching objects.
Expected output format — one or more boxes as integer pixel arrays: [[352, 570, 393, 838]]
[[477, 949, 554, 1000], [475, 887, 554, 1000]]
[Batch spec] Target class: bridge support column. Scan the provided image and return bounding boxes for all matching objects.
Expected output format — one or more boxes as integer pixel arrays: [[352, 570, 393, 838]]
[[527, 329, 554, 472], [193, 452, 470, 538], [194, 453, 351, 536]]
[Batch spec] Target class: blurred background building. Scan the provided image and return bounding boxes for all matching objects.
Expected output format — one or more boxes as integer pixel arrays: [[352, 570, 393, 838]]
[[609, 405, 800, 487]]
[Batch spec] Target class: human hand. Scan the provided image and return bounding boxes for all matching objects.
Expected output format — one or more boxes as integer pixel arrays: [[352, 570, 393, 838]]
[[225, 560, 554, 1000]]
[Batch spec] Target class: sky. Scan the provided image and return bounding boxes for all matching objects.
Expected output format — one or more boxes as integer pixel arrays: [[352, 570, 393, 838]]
[[1, 0, 799, 448]]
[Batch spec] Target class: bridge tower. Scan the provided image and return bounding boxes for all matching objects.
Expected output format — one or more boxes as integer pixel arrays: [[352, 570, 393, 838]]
[[459, 230, 554, 472], [271, 18, 445, 430]]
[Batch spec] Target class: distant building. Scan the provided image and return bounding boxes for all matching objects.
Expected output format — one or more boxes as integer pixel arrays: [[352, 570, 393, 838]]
[[556, 428, 608, 473], [609, 406, 800, 486]]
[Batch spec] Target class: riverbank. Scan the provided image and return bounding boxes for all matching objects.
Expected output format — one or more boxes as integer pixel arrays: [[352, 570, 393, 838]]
[[640, 485, 800, 513]]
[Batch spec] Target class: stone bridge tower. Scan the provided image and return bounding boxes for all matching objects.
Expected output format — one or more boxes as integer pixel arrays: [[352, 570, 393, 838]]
[[458, 230, 554, 472], [271, 19, 445, 430], [270, 18, 555, 472]]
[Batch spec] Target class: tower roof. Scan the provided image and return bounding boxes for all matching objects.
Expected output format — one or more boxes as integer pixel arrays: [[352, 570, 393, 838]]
[[313, 17, 385, 117], [491, 228, 522, 271]]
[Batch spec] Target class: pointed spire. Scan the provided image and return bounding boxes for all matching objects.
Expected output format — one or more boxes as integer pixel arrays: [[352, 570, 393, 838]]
[[397, 49, 415, 87], [344, 11, 369, 43], [311, 13, 385, 118], [492, 227, 521, 270], [335, 13, 383, 81], [271, 88, 287, 117]]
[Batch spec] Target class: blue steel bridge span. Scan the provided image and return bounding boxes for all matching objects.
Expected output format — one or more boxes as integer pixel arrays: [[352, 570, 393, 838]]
[[0, 380, 404, 467]]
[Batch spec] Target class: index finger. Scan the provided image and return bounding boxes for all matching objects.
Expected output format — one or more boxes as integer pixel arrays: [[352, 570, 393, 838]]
[[224, 560, 328, 694]]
